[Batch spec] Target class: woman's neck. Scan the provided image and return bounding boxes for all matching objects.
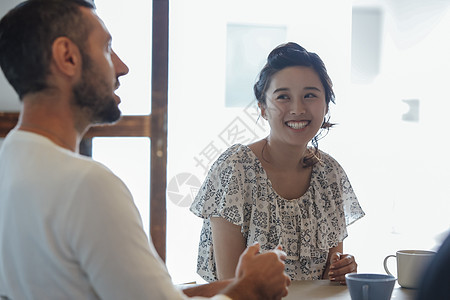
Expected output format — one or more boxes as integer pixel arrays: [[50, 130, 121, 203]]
[[260, 137, 309, 171]]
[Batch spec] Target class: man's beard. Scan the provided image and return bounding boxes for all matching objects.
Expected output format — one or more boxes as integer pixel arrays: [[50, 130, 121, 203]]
[[72, 53, 121, 125]]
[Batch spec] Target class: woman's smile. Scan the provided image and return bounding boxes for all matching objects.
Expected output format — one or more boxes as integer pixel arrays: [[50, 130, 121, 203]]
[[285, 120, 310, 130]]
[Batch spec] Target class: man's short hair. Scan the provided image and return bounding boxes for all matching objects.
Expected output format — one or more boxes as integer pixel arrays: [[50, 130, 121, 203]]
[[0, 0, 95, 99]]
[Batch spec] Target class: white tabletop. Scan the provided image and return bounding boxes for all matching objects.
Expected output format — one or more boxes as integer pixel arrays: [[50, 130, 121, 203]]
[[283, 280, 417, 300]]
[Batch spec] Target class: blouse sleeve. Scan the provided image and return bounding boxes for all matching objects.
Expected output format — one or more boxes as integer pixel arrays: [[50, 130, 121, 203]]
[[308, 151, 365, 250], [326, 155, 365, 226], [190, 145, 249, 227]]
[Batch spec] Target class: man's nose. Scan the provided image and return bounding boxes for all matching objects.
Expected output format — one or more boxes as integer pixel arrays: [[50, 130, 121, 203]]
[[112, 50, 129, 77]]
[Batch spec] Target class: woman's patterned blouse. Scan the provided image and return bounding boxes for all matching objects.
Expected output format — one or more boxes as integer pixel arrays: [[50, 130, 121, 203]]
[[190, 144, 365, 282]]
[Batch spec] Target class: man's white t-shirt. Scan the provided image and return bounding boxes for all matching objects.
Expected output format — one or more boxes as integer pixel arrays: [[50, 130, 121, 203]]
[[0, 130, 229, 300]]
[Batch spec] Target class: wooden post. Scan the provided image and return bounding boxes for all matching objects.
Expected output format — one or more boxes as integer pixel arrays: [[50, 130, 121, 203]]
[[150, 0, 169, 261]]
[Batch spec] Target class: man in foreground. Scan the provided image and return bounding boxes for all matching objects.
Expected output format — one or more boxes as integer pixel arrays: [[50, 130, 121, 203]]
[[0, 0, 290, 299]]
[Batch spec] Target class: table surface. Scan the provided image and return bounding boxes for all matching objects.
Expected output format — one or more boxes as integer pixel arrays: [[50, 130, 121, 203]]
[[283, 280, 417, 300]]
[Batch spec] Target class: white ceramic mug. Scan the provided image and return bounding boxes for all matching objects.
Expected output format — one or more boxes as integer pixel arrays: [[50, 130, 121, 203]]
[[383, 250, 435, 289]]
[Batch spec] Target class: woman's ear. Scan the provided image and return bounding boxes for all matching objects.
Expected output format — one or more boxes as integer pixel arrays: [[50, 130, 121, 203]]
[[258, 102, 268, 120], [51, 37, 81, 78]]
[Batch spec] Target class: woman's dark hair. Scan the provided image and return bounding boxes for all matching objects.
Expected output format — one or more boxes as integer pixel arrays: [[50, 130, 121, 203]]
[[0, 0, 95, 99], [254, 42, 336, 167]]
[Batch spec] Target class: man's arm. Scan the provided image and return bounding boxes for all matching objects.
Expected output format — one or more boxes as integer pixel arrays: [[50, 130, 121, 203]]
[[70, 167, 289, 300], [183, 244, 289, 300], [181, 279, 233, 298], [67, 167, 188, 300]]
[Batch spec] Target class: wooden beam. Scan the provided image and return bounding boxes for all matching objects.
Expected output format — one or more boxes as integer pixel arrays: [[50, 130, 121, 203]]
[[0, 113, 151, 138], [0, 112, 19, 138], [150, 0, 169, 262]]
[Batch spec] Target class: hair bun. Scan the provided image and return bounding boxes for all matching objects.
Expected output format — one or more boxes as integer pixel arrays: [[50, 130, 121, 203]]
[[267, 42, 306, 60]]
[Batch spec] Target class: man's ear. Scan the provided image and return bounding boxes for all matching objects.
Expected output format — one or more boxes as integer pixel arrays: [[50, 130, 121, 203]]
[[51, 37, 81, 77]]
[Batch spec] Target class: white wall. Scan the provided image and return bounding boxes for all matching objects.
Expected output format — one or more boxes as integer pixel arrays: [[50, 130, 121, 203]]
[[339, 0, 450, 274]]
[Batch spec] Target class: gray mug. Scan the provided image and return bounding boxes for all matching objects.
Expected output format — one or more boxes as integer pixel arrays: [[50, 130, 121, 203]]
[[345, 273, 396, 300]]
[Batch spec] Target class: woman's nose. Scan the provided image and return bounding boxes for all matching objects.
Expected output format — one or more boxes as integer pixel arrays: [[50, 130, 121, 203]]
[[290, 99, 306, 115]]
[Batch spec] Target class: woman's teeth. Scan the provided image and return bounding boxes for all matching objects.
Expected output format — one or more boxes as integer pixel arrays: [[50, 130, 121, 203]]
[[286, 121, 309, 129]]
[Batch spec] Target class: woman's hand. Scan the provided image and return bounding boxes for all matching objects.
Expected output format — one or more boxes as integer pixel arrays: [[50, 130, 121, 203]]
[[328, 252, 358, 284]]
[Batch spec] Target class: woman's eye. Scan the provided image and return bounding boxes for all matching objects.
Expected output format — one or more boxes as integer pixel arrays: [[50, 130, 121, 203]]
[[305, 93, 317, 99], [276, 94, 289, 100]]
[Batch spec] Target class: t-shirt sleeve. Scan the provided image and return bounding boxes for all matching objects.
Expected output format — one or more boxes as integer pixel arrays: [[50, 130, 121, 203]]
[[63, 163, 189, 300]]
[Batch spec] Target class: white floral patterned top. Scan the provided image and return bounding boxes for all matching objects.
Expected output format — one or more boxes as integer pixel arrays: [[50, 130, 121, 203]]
[[190, 144, 365, 282]]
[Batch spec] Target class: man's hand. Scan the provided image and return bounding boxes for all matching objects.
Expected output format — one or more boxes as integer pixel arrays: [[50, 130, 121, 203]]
[[224, 243, 290, 300]]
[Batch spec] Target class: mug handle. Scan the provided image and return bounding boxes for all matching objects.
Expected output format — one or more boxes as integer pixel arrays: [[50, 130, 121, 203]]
[[362, 284, 369, 300], [383, 254, 396, 276]]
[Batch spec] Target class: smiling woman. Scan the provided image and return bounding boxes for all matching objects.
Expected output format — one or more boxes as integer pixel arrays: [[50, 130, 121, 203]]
[[163, 0, 355, 285], [189, 42, 365, 284]]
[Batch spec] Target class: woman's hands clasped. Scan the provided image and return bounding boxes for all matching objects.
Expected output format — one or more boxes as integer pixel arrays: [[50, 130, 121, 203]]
[[327, 252, 358, 285]]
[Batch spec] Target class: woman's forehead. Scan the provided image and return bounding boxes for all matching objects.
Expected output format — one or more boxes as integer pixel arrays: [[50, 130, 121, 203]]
[[268, 66, 322, 90]]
